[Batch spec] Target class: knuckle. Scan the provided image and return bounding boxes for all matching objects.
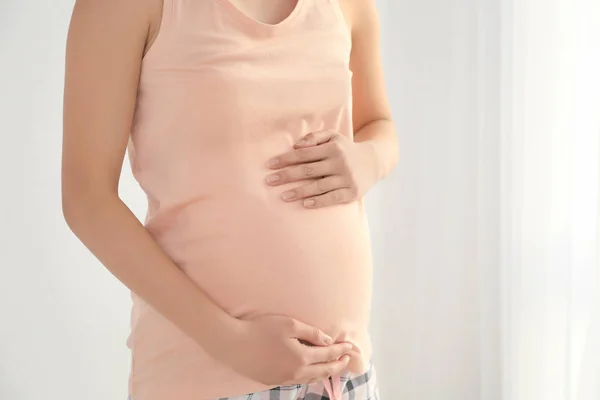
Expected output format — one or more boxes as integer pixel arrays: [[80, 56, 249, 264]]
[[286, 318, 298, 331], [328, 348, 337, 361], [316, 179, 327, 193], [332, 140, 344, 153], [301, 354, 311, 366], [312, 327, 320, 341], [321, 161, 334, 176], [278, 155, 290, 165], [277, 171, 288, 183], [302, 186, 316, 199], [326, 141, 340, 155], [297, 148, 310, 160], [331, 191, 342, 203], [292, 351, 308, 368], [302, 165, 314, 177], [333, 135, 345, 147], [333, 175, 345, 188]]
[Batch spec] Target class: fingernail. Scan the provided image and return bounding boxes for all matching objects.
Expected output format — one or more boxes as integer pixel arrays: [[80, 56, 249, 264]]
[[303, 199, 315, 207], [345, 344, 353, 351], [323, 335, 333, 345], [268, 158, 280, 168], [296, 139, 308, 146], [266, 174, 280, 184], [282, 190, 295, 200]]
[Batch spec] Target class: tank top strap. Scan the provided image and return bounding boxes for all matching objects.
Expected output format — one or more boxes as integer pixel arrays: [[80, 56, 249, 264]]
[[323, 0, 347, 21], [151, 0, 224, 36], [154, 0, 175, 30], [301, 0, 351, 44]]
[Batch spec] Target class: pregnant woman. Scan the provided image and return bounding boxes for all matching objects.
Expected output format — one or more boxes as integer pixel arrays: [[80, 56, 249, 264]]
[[62, 0, 398, 399]]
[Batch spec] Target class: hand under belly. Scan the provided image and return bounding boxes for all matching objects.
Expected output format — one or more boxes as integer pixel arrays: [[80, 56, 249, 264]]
[[145, 194, 374, 373]]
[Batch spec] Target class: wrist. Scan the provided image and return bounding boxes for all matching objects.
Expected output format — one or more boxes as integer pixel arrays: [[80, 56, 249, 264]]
[[194, 311, 246, 359], [222, 315, 247, 345]]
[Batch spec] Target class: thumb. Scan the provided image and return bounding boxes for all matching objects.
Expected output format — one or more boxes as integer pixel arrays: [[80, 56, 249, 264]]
[[294, 130, 336, 148], [290, 319, 333, 346]]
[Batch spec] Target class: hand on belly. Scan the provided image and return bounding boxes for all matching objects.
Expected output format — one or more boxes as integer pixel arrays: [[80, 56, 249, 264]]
[[218, 313, 353, 386]]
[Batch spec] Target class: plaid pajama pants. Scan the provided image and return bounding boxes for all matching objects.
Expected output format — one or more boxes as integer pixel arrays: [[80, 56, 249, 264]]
[[128, 361, 379, 400], [217, 361, 379, 400]]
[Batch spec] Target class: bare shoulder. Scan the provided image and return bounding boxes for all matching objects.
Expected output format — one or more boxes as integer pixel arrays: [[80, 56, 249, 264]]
[[337, 0, 379, 36], [63, 0, 164, 189], [71, 0, 156, 26], [69, 0, 160, 56]]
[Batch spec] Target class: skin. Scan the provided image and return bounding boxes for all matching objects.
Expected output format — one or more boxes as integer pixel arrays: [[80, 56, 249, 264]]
[[62, 0, 397, 387], [265, 0, 398, 208]]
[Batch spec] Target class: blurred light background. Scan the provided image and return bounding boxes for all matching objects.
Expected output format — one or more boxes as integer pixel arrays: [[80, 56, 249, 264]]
[[0, 1, 599, 399]]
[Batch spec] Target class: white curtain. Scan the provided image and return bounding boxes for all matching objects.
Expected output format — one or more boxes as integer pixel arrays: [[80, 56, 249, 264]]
[[501, 1, 600, 399], [371, 0, 600, 399]]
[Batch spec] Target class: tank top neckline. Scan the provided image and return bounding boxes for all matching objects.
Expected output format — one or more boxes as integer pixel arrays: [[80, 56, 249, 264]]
[[214, 0, 306, 34]]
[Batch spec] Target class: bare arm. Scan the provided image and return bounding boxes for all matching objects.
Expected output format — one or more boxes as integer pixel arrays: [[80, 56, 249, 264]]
[[62, 0, 238, 355], [343, 0, 399, 180], [62, 0, 351, 384], [263, 1, 398, 208]]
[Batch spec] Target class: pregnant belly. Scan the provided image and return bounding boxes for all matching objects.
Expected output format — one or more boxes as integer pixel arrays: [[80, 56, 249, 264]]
[[141, 190, 374, 373]]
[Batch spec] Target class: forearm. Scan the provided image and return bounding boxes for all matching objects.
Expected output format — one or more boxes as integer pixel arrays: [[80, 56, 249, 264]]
[[62, 191, 240, 356], [353, 118, 399, 181]]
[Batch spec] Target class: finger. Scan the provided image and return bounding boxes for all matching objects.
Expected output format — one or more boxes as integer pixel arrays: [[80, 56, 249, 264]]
[[267, 144, 331, 170], [266, 160, 335, 186], [280, 176, 345, 202], [302, 342, 353, 364], [303, 188, 355, 208], [294, 130, 336, 148], [289, 319, 333, 345], [295, 355, 351, 384]]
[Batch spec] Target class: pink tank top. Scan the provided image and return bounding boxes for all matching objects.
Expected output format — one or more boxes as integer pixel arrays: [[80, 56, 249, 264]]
[[126, 1, 374, 399]]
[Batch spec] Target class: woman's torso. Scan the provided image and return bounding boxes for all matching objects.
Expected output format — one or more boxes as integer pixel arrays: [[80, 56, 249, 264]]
[[126, 1, 374, 399]]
